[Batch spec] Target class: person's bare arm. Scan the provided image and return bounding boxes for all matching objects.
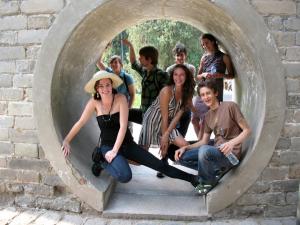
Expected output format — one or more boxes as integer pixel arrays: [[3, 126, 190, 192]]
[[219, 118, 251, 156], [122, 39, 136, 64], [62, 99, 95, 157], [128, 84, 136, 108], [223, 54, 234, 79]]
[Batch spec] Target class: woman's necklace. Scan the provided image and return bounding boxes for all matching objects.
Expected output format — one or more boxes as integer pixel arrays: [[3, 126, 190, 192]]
[[100, 94, 114, 122]]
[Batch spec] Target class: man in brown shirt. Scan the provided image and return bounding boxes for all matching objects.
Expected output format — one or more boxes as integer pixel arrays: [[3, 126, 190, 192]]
[[174, 80, 251, 195]]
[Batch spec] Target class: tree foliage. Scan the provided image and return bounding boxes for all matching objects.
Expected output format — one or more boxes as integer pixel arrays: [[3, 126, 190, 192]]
[[102, 19, 203, 93]]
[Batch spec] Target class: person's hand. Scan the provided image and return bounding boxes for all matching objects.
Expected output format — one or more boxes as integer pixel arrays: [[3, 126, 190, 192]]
[[122, 39, 131, 47], [174, 146, 187, 161], [105, 150, 117, 163], [198, 72, 209, 80], [159, 134, 169, 158], [61, 140, 71, 157], [218, 142, 234, 156]]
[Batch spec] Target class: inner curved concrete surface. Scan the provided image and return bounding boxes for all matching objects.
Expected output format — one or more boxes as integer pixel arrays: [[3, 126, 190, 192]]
[[34, 0, 285, 214]]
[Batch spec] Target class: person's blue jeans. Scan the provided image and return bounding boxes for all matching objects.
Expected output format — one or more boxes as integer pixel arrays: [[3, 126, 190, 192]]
[[98, 145, 132, 183], [97, 142, 197, 184], [179, 145, 234, 185]]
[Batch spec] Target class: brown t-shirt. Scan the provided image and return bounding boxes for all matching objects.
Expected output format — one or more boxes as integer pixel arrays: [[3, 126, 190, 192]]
[[204, 102, 245, 158]]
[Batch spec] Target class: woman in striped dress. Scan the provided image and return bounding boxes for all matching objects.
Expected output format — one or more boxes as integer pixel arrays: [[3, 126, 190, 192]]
[[139, 64, 195, 158]]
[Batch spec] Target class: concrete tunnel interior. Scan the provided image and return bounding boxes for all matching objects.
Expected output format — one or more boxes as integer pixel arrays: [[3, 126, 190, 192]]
[[34, 0, 285, 213]]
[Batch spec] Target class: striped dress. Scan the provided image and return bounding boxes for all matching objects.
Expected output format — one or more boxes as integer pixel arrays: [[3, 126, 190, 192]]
[[139, 86, 182, 146]]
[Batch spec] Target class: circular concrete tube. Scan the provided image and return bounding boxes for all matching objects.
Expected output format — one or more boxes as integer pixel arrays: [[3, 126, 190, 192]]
[[34, 0, 285, 214]]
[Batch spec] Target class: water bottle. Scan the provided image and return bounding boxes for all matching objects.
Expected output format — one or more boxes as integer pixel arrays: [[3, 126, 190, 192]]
[[210, 65, 217, 74], [217, 144, 239, 166], [226, 152, 240, 166]]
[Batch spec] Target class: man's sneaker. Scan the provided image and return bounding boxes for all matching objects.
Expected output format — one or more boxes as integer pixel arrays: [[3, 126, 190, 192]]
[[195, 184, 213, 195]]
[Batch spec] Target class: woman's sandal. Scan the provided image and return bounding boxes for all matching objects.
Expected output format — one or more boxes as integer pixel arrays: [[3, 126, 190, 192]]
[[195, 183, 214, 195]]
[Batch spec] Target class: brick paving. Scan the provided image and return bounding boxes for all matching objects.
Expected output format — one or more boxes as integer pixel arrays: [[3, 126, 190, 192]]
[[0, 207, 296, 225]]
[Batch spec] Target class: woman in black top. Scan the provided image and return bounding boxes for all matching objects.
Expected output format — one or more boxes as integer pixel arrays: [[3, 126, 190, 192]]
[[61, 71, 199, 187]]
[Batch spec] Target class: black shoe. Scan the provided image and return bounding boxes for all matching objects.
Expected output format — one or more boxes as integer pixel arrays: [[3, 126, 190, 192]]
[[91, 163, 103, 177], [156, 171, 165, 178], [92, 148, 105, 164]]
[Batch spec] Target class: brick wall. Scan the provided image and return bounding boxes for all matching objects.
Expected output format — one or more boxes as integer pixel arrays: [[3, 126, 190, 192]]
[[0, 0, 299, 217]]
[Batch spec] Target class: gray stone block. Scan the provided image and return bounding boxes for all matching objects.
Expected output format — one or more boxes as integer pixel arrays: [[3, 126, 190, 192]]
[[0, 61, 15, 73], [36, 196, 81, 213], [0, 31, 17, 45], [0, 74, 12, 88], [264, 205, 297, 217], [24, 183, 54, 197], [261, 167, 289, 181], [8, 102, 33, 116], [15, 195, 36, 208], [0, 88, 23, 101], [271, 179, 299, 192], [8, 158, 51, 172], [0, 128, 9, 141], [0, 193, 15, 206], [0, 101, 7, 114], [18, 29, 48, 44], [9, 129, 38, 143], [291, 137, 300, 150], [28, 15, 54, 29], [289, 164, 300, 179], [237, 192, 285, 206], [6, 183, 24, 193], [272, 31, 295, 47], [0, 168, 18, 180], [0, 115, 14, 128], [252, 1, 296, 15], [286, 192, 298, 204], [42, 174, 65, 187], [283, 123, 300, 137], [0, 142, 13, 155], [15, 143, 38, 158], [267, 16, 283, 31], [286, 79, 300, 93], [26, 45, 41, 59], [13, 74, 33, 88], [279, 151, 300, 165], [284, 17, 300, 31], [286, 47, 300, 61], [17, 170, 40, 183], [20, 0, 64, 14], [0, 15, 27, 31], [275, 137, 291, 149], [15, 116, 36, 130], [0, 46, 25, 60], [0, 1, 19, 16], [0, 157, 7, 167], [16, 60, 36, 73]]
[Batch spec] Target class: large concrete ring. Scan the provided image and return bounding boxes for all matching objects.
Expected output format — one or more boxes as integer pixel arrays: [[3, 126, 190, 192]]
[[34, 0, 285, 214]]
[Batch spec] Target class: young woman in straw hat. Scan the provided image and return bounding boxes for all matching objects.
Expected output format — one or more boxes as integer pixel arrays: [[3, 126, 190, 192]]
[[61, 71, 200, 187]]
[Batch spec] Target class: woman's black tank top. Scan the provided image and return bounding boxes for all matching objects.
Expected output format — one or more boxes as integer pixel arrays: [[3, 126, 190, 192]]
[[97, 112, 133, 147]]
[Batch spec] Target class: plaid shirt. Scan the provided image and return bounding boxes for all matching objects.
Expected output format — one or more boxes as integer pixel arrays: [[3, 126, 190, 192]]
[[132, 61, 169, 113]]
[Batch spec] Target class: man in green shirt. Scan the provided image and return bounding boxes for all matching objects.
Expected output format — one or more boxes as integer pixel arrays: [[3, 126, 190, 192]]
[[123, 39, 169, 123]]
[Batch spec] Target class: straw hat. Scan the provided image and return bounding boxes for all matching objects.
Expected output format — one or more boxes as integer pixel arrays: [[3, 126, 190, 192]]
[[84, 71, 123, 94]]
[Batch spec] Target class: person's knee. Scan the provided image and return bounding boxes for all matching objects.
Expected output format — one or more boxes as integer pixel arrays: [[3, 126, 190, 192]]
[[117, 170, 132, 183], [198, 146, 211, 161]]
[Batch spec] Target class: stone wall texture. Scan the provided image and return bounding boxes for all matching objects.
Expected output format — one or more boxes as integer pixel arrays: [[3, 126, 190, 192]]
[[0, 0, 299, 218]]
